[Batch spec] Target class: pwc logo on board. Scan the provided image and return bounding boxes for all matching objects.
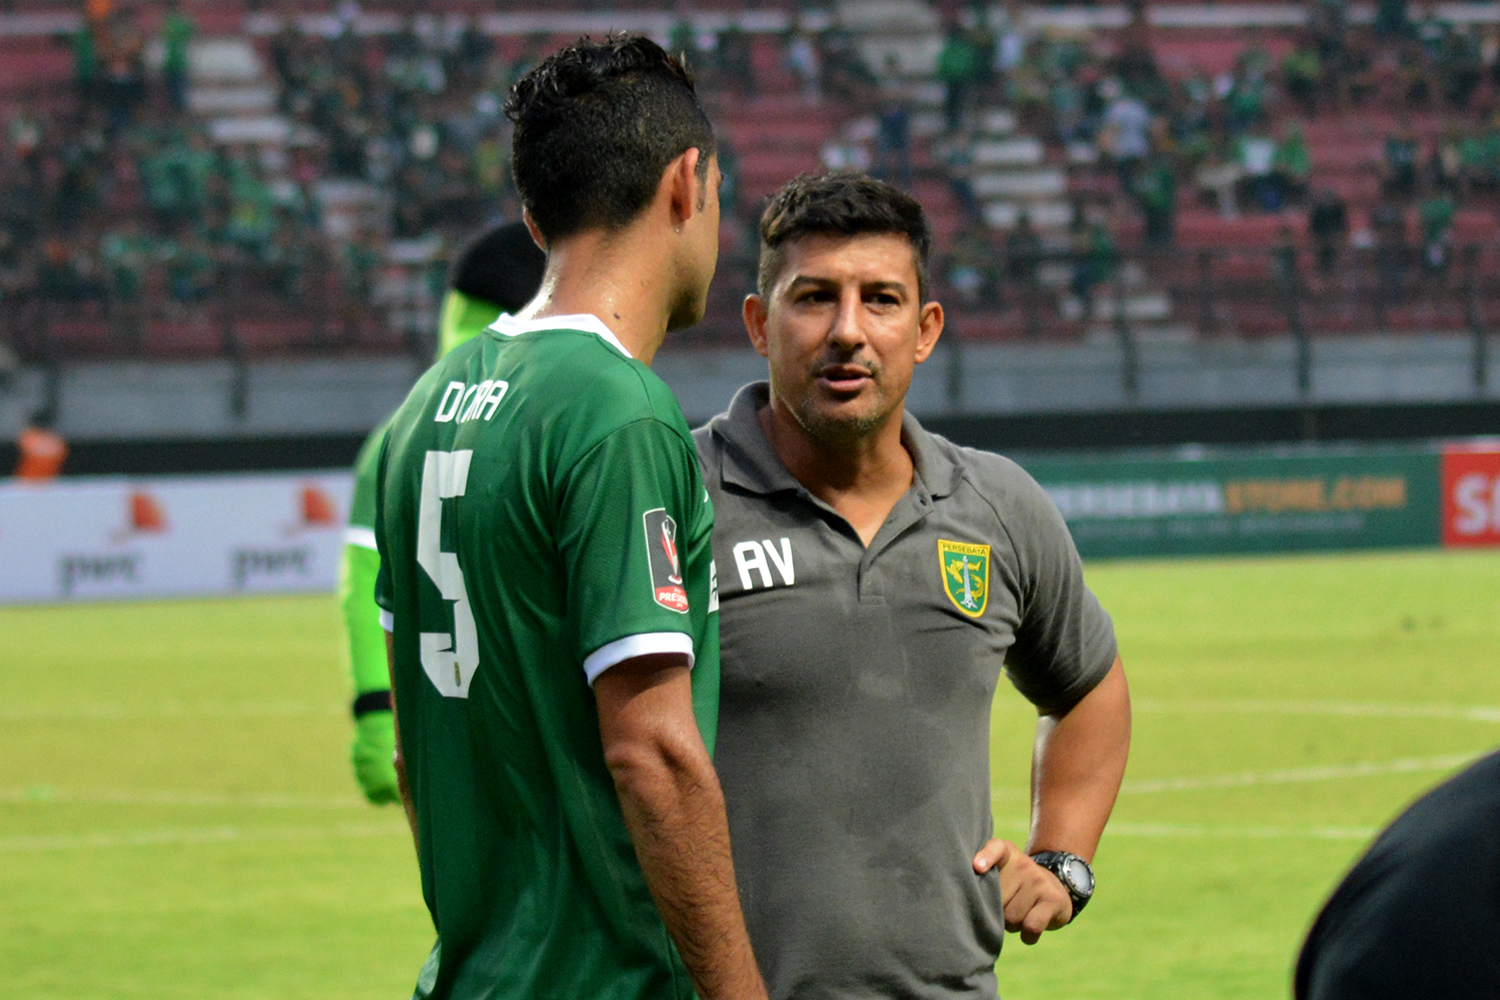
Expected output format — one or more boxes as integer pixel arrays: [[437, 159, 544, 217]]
[[1440, 445, 1500, 548]]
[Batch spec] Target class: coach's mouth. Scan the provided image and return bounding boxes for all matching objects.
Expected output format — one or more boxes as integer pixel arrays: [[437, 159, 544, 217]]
[[815, 363, 874, 394]]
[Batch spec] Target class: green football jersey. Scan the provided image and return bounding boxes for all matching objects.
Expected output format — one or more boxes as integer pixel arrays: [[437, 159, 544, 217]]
[[343, 290, 500, 700], [374, 313, 720, 1000]]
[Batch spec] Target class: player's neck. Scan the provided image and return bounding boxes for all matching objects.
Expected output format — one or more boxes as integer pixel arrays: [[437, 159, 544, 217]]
[[519, 229, 675, 365], [759, 401, 913, 547]]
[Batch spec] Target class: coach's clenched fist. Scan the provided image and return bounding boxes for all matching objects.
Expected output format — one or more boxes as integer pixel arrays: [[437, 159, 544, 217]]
[[973, 840, 1075, 945]]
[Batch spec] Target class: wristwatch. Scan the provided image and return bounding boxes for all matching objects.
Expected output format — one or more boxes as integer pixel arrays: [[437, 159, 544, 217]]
[[1030, 850, 1095, 917]]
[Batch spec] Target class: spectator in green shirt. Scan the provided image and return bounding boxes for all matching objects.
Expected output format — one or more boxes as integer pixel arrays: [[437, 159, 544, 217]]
[[938, 25, 982, 131], [1419, 192, 1455, 272], [1275, 121, 1312, 203], [1134, 145, 1178, 246], [1283, 41, 1322, 115], [160, 0, 195, 113]]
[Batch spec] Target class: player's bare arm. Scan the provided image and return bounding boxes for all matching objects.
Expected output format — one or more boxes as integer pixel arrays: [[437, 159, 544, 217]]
[[975, 656, 1131, 943], [594, 653, 769, 1000]]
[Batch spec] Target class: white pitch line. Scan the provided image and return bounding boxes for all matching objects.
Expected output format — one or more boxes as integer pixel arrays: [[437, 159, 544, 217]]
[[1117, 752, 1481, 794], [0, 787, 368, 809], [0, 821, 408, 853], [992, 816, 1381, 841], [1102, 821, 1379, 841], [1132, 698, 1500, 723], [0, 701, 345, 722]]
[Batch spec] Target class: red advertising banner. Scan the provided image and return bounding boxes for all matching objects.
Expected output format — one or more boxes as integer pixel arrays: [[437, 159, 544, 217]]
[[1440, 444, 1500, 548]]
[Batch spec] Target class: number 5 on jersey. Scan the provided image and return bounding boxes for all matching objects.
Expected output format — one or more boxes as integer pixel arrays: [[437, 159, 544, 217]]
[[418, 450, 478, 698]]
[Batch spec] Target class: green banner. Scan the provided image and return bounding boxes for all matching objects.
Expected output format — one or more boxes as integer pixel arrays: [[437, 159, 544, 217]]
[[1020, 445, 1443, 559]]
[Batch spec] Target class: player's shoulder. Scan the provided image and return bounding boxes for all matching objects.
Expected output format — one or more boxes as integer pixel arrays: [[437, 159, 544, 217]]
[[494, 314, 686, 428]]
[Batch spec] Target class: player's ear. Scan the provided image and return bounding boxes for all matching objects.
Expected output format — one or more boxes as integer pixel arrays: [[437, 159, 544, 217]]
[[665, 147, 703, 229], [743, 294, 771, 358], [914, 300, 943, 364], [521, 209, 547, 253]]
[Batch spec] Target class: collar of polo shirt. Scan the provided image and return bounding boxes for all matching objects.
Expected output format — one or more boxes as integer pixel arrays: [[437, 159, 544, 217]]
[[712, 382, 965, 500]]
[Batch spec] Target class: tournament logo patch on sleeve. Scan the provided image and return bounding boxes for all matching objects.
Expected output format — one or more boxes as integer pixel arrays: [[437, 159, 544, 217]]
[[642, 508, 690, 613]]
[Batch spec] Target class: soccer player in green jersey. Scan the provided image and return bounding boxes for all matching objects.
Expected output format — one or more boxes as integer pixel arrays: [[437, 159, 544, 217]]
[[342, 221, 545, 806], [373, 37, 766, 1000]]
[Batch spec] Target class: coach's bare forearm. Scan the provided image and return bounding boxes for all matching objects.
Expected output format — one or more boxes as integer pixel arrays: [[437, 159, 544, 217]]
[[386, 633, 419, 852], [598, 658, 767, 1000], [1028, 657, 1131, 860]]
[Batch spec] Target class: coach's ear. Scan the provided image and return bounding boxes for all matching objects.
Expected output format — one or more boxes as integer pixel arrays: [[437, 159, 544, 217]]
[[743, 294, 770, 358], [914, 299, 944, 364]]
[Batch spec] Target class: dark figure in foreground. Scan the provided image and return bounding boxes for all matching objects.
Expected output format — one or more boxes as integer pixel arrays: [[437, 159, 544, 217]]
[[1296, 750, 1500, 999]]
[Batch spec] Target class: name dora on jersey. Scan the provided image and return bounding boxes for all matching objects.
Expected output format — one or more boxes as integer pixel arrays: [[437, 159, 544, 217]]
[[434, 380, 510, 425]]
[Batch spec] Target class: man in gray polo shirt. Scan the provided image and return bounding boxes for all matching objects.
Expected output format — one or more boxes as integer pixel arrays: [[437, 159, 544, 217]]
[[695, 174, 1131, 999]]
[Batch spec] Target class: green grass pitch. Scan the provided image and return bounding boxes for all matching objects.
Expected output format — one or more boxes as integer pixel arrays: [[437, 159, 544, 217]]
[[2, 549, 1497, 999]]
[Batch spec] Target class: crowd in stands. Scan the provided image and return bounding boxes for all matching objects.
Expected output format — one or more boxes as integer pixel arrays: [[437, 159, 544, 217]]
[[5, 0, 1500, 355], [3, 2, 516, 347], [0, 2, 887, 351], [918, 0, 1500, 314]]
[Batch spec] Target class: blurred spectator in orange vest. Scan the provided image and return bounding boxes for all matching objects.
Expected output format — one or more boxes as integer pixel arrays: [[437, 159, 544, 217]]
[[14, 411, 67, 481]]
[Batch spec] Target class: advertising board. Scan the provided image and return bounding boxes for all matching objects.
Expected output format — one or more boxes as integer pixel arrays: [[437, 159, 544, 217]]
[[0, 472, 353, 605], [1440, 443, 1500, 549], [1021, 446, 1444, 560]]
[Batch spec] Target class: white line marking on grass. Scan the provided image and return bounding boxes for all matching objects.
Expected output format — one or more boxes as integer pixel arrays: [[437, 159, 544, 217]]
[[1104, 822, 1380, 841], [991, 815, 1380, 840], [1133, 699, 1500, 723], [0, 821, 408, 853], [1118, 753, 1481, 794], [0, 701, 345, 722], [0, 787, 368, 809]]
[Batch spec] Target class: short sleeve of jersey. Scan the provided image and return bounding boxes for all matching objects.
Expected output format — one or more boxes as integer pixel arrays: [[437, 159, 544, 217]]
[[557, 416, 706, 682], [998, 465, 1118, 712]]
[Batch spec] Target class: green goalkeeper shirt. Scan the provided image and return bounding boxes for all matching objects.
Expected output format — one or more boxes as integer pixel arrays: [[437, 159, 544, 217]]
[[374, 313, 719, 1000]]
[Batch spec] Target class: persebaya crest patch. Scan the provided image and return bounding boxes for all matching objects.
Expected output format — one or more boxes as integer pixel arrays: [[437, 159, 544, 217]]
[[939, 539, 990, 617], [643, 508, 690, 614]]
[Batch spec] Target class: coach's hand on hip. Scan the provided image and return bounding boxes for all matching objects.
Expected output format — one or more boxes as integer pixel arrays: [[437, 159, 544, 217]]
[[974, 840, 1073, 945]]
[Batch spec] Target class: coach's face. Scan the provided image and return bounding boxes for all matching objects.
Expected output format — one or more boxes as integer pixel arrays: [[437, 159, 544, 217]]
[[746, 233, 942, 444]]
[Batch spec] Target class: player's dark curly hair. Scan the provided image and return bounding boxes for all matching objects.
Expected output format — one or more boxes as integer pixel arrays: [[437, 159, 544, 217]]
[[505, 35, 715, 242], [757, 173, 933, 301]]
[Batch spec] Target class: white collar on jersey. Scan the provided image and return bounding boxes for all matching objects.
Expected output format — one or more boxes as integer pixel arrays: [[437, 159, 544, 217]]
[[487, 312, 633, 360]]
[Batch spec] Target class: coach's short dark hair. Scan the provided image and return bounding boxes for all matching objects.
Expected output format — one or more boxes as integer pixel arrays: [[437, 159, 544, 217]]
[[758, 173, 933, 301], [449, 221, 546, 313], [506, 35, 715, 242]]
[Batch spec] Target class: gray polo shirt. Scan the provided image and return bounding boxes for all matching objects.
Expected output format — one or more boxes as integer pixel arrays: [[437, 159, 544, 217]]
[[694, 383, 1117, 1000]]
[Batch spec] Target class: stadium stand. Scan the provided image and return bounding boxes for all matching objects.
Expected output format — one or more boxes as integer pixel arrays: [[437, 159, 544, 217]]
[[3, 0, 1500, 368]]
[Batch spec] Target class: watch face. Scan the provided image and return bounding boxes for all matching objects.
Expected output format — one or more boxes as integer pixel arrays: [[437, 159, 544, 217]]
[[1064, 857, 1095, 896]]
